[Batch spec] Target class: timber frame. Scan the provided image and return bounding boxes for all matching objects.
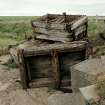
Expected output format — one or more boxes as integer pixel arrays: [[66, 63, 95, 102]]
[[17, 41, 92, 89]]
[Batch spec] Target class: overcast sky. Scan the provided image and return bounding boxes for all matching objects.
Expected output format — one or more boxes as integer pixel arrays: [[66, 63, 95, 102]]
[[0, 0, 105, 16]]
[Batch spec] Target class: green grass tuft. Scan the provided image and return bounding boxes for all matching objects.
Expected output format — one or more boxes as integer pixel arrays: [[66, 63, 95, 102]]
[[3, 58, 17, 69]]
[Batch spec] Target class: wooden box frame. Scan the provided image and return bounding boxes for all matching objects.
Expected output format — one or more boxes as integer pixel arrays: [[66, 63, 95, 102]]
[[17, 41, 92, 89]]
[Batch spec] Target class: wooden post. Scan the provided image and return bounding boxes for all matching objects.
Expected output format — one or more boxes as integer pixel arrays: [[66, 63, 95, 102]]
[[85, 22, 88, 37], [51, 49, 61, 89], [63, 12, 66, 23], [85, 42, 93, 59], [18, 49, 28, 89], [26, 61, 32, 82]]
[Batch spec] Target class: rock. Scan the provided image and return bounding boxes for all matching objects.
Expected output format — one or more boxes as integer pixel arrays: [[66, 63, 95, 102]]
[[79, 85, 98, 101], [71, 58, 105, 92], [47, 93, 86, 105]]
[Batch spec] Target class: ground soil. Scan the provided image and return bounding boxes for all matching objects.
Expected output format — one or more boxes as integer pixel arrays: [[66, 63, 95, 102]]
[[0, 55, 62, 105]]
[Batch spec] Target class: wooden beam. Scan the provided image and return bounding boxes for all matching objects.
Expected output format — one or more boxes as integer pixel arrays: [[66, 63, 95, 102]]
[[32, 21, 65, 30], [36, 34, 72, 43], [23, 41, 87, 57], [33, 27, 70, 36], [71, 16, 88, 30]]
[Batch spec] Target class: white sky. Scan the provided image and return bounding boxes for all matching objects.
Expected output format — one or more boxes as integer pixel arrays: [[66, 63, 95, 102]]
[[0, 0, 105, 16]]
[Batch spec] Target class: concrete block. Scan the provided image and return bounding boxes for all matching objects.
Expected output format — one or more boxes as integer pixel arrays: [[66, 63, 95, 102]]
[[71, 58, 105, 92]]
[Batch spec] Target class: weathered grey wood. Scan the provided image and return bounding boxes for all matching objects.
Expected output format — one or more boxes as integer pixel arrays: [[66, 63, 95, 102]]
[[29, 79, 70, 88], [32, 21, 47, 28], [32, 21, 66, 30], [71, 16, 88, 30], [51, 50, 61, 89], [31, 14, 88, 42], [75, 25, 86, 36], [26, 61, 32, 81], [36, 35, 72, 43], [23, 41, 87, 57], [33, 27, 70, 36], [18, 49, 28, 89], [29, 78, 55, 88], [85, 22, 88, 37]]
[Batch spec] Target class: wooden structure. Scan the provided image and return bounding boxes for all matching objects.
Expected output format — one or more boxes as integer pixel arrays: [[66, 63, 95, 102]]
[[31, 13, 88, 43], [17, 40, 91, 89]]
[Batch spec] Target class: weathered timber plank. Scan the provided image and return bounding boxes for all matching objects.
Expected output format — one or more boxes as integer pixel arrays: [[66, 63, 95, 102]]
[[33, 27, 70, 36], [29, 78, 70, 88], [22, 41, 87, 57], [75, 25, 86, 36], [36, 35, 72, 43], [71, 16, 88, 30], [25, 61, 32, 81], [51, 50, 61, 89], [29, 78, 55, 88], [32, 21, 66, 30], [32, 21, 47, 28]]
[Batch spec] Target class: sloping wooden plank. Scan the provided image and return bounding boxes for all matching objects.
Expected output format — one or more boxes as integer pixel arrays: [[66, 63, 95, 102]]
[[71, 16, 88, 30], [75, 25, 86, 36], [17, 49, 28, 89], [33, 27, 70, 36], [36, 34, 73, 43]]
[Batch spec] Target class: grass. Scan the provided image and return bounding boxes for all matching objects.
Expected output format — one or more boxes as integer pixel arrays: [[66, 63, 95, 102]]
[[96, 75, 105, 99], [3, 58, 17, 69], [0, 38, 18, 47], [0, 16, 38, 55], [88, 20, 105, 38]]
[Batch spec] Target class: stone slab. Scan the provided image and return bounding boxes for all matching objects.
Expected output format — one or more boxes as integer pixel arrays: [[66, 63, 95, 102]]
[[79, 85, 98, 101], [47, 93, 86, 105], [71, 58, 105, 92]]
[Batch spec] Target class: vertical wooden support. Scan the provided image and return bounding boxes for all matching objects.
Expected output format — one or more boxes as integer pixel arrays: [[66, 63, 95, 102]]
[[51, 49, 61, 89], [85, 42, 93, 59], [72, 30, 76, 41], [26, 61, 32, 82], [85, 22, 88, 37], [18, 49, 28, 89], [63, 12, 66, 23], [46, 14, 50, 29]]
